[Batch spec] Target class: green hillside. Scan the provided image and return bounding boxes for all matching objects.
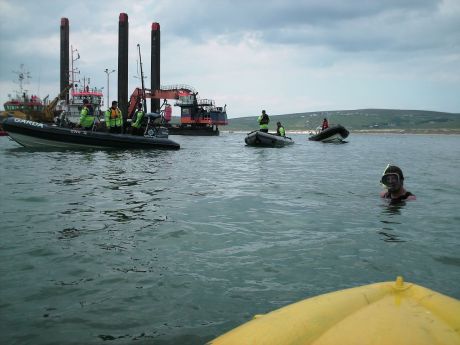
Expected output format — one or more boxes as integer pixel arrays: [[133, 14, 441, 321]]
[[224, 109, 460, 132]]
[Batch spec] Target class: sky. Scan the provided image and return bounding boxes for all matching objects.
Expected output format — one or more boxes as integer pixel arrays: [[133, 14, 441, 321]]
[[0, 0, 459, 118]]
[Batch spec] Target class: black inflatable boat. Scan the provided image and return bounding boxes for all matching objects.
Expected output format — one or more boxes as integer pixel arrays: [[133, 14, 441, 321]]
[[308, 125, 349, 143], [245, 130, 294, 147], [2, 117, 180, 150]]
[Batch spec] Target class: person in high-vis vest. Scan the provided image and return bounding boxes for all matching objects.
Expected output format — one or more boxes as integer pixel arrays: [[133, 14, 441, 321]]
[[105, 101, 123, 133], [78, 99, 95, 130], [276, 121, 286, 137], [258, 110, 270, 132], [131, 103, 145, 136]]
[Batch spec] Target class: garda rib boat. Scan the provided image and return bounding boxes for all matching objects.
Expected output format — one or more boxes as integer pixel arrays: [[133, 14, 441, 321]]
[[245, 130, 294, 147], [2, 116, 180, 150], [208, 276, 460, 345], [308, 124, 349, 143]]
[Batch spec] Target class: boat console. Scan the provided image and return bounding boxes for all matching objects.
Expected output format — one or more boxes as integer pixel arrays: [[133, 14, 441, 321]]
[[144, 112, 168, 138]]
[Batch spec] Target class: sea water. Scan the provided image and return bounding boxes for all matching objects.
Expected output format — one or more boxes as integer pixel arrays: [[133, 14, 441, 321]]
[[1, 133, 459, 344]]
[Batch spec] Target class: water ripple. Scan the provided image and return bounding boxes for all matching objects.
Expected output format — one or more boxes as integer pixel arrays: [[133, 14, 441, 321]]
[[1, 134, 460, 344]]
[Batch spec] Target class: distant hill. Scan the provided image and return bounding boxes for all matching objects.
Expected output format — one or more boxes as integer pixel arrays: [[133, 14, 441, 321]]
[[224, 109, 460, 132]]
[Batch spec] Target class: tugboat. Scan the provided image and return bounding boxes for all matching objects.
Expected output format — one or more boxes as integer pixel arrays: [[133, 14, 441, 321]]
[[55, 82, 104, 128], [0, 64, 48, 135], [55, 47, 105, 128]]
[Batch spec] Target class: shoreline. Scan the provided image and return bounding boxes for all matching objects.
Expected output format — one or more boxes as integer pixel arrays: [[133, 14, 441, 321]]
[[224, 129, 460, 135], [351, 129, 460, 134]]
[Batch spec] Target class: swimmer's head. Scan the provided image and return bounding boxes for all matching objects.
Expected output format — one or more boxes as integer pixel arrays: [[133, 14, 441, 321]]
[[381, 165, 404, 192]]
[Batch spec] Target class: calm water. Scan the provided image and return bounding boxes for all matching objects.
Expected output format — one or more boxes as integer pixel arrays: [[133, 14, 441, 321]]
[[1, 133, 460, 345]]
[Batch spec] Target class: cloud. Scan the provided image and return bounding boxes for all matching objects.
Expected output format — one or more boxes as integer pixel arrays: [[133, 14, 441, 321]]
[[0, 0, 459, 117]]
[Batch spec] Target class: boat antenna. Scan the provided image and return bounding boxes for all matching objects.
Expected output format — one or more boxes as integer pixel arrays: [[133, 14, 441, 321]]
[[13, 64, 31, 98], [137, 43, 147, 113], [70, 45, 80, 100]]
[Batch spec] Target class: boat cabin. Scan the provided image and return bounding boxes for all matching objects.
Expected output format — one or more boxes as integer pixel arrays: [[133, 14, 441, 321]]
[[175, 94, 228, 126]]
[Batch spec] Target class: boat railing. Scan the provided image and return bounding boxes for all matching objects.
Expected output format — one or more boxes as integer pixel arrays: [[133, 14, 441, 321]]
[[198, 99, 215, 107], [160, 84, 197, 94]]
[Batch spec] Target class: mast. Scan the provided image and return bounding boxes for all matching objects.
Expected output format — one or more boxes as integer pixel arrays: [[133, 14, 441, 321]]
[[13, 64, 31, 99], [70, 45, 80, 101], [137, 44, 147, 113]]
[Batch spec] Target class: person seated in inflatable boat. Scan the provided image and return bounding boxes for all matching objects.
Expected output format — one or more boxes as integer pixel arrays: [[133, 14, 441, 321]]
[[78, 99, 95, 130], [380, 165, 416, 204], [130, 103, 145, 136], [276, 122, 286, 137]]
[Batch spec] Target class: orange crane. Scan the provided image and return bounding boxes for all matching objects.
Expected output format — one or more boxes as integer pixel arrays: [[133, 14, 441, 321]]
[[127, 85, 195, 119]]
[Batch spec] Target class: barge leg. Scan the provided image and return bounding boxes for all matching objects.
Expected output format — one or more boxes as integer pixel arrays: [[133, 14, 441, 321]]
[[60, 18, 69, 102], [118, 13, 129, 132], [151, 23, 161, 113]]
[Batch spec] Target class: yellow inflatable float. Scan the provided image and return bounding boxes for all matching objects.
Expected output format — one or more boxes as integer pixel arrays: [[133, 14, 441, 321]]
[[208, 276, 460, 345]]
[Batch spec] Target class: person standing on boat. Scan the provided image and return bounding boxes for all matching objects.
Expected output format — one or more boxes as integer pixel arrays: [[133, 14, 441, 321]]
[[78, 99, 95, 130], [380, 165, 416, 204], [321, 118, 329, 131], [276, 121, 286, 137], [258, 110, 270, 133], [131, 103, 145, 136], [105, 101, 123, 134]]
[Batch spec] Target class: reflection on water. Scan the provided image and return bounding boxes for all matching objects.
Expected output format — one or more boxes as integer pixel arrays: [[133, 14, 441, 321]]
[[57, 227, 81, 239], [381, 202, 406, 215], [98, 334, 153, 342], [377, 228, 405, 243], [433, 256, 460, 267], [97, 333, 208, 345], [378, 204, 405, 242]]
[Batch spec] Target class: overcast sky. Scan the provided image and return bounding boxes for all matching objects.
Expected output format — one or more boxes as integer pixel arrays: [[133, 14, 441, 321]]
[[0, 0, 459, 118]]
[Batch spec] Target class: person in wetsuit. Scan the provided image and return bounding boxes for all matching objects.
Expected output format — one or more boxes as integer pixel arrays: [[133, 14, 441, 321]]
[[380, 165, 416, 204]]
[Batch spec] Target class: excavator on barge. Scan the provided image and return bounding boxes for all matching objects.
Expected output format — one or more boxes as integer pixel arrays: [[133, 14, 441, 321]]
[[127, 85, 228, 136]]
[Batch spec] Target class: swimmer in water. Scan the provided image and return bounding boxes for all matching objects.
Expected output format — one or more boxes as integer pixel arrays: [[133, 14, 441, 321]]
[[380, 165, 416, 204]]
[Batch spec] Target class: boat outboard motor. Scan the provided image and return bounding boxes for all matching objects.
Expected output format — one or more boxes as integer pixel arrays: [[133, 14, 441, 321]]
[[144, 112, 168, 138]]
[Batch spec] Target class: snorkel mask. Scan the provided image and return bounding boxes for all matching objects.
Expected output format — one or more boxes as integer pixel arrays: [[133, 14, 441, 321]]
[[381, 164, 404, 191]]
